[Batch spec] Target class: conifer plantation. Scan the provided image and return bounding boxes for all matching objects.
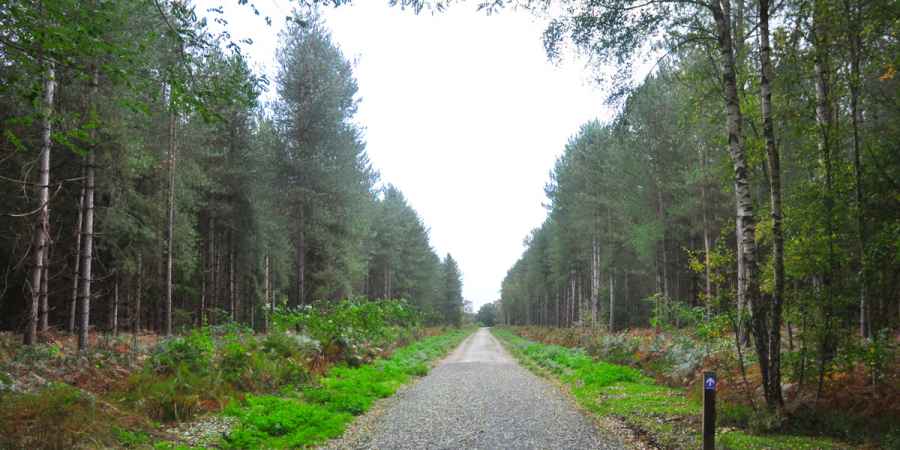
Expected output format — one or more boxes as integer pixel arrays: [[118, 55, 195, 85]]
[[495, 0, 899, 444], [0, 3, 467, 448], [1, 0, 897, 448]]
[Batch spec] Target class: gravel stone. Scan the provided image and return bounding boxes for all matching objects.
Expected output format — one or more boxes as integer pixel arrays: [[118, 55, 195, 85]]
[[165, 415, 237, 448], [322, 328, 625, 450]]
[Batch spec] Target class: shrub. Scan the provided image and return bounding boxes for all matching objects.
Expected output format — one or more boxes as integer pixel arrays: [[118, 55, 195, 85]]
[[272, 298, 420, 365], [262, 332, 319, 359], [149, 329, 214, 376], [113, 428, 151, 448], [125, 361, 232, 422], [587, 333, 641, 365], [663, 335, 706, 382], [0, 383, 118, 449], [220, 335, 257, 388]]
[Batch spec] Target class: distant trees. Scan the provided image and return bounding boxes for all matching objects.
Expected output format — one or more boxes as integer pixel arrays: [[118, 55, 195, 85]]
[[476, 302, 498, 327], [439, 254, 464, 327], [500, 0, 899, 410], [1, 5, 463, 346]]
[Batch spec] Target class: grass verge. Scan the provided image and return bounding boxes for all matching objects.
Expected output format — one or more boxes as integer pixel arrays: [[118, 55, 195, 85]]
[[220, 327, 474, 449], [492, 328, 850, 450]]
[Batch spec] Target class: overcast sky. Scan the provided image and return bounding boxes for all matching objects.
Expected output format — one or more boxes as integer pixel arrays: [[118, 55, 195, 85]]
[[216, 1, 613, 310]]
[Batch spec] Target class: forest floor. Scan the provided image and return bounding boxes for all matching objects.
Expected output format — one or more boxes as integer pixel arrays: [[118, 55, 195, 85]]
[[321, 327, 628, 450], [498, 326, 899, 449], [0, 322, 472, 449], [2, 325, 895, 449]]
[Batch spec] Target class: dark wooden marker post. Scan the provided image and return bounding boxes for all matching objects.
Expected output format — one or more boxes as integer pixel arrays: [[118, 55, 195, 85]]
[[703, 371, 716, 450]]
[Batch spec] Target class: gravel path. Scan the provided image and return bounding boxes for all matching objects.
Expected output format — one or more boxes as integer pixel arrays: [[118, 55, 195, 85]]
[[322, 328, 625, 450]]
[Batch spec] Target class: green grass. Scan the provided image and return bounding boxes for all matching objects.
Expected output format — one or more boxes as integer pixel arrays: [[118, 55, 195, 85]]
[[492, 328, 847, 450], [221, 328, 474, 449]]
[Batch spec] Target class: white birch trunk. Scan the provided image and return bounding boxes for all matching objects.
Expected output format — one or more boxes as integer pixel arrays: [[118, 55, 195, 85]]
[[25, 62, 55, 345]]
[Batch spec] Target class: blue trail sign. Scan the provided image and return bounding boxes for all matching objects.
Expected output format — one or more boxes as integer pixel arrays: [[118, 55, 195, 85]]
[[703, 371, 716, 449]]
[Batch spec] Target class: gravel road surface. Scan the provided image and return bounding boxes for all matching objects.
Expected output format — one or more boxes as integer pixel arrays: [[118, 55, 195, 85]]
[[322, 328, 624, 450]]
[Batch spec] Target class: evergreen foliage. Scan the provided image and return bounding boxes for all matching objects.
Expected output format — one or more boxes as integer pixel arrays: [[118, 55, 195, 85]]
[[0, 4, 464, 343]]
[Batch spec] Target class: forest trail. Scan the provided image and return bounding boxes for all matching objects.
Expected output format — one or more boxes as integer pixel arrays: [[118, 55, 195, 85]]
[[323, 328, 623, 450]]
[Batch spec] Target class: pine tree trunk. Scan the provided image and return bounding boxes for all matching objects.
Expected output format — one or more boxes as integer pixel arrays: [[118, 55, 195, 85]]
[[200, 216, 207, 326], [609, 269, 615, 332], [264, 251, 270, 332], [77, 68, 98, 352], [135, 254, 142, 333], [759, 0, 784, 408], [845, 0, 867, 338], [210, 220, 218, 323], [657, 189, 670, 302], [297, 228, 306, 305], [25, 61, 55, 346], [813, 0, 837, 400], [700, 147, 713, 319], [570, 270, 576, 326], [623, 270, 630, 328], [591, 234, 600, 327], [69, 176, 85, 333], [111, 276, 119, 336], [164, 105, 177, 336], [39, 243, 50, 332], [230, 238, 236, 321]]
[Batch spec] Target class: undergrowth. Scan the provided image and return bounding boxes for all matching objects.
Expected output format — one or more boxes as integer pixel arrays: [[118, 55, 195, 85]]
[[221, 328, 473, 449], [0, 299, 449, 449], [0, 382, 121, 449], [492, 328, 849, 450]]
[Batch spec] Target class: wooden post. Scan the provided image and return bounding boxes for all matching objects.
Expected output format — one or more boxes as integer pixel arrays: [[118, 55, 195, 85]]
[[703, 371, 717, 450]]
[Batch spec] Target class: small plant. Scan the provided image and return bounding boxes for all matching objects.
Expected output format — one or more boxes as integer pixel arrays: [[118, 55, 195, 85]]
[[113, 427, 151, 447], [223, 395, 352, 449], [149, 328, 214, 376], [223, 328, 472, 448], [0, 383, 118, 449], [494, 328, 844, 450], [272, 298, 421, 366]]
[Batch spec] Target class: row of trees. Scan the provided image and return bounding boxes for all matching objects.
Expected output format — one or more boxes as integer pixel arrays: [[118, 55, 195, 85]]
[[0, 2, 464, 350], [499, 0, 898, 410]]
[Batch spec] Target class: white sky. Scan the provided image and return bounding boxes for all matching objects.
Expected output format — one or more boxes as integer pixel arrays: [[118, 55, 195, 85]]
[[213, 1, 614, 310]]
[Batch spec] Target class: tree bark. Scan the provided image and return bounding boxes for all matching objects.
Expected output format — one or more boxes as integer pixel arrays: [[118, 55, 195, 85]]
[[135, 254, 142, 333], [591, 233, 600, 327], [229, 241, 236, 321], [200, 216, 207, 326], [69, 174, 85, 334], [759, 0, 784, 408], [77, 68, 98, 352], [264, 251, 270, 332], [711, 0, 769, 400], [111, 275, 119, 336], [844, 0, 867, 338], [210, 219, 218, 322], [609, 269, 615, 332], [297, 226, 306, 305], [164, 103, 177, 336], [39, 243, 50, 332], [813, 0, 837, 400], [699, 147, 713, 319], [25, 61, 55, 346]]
